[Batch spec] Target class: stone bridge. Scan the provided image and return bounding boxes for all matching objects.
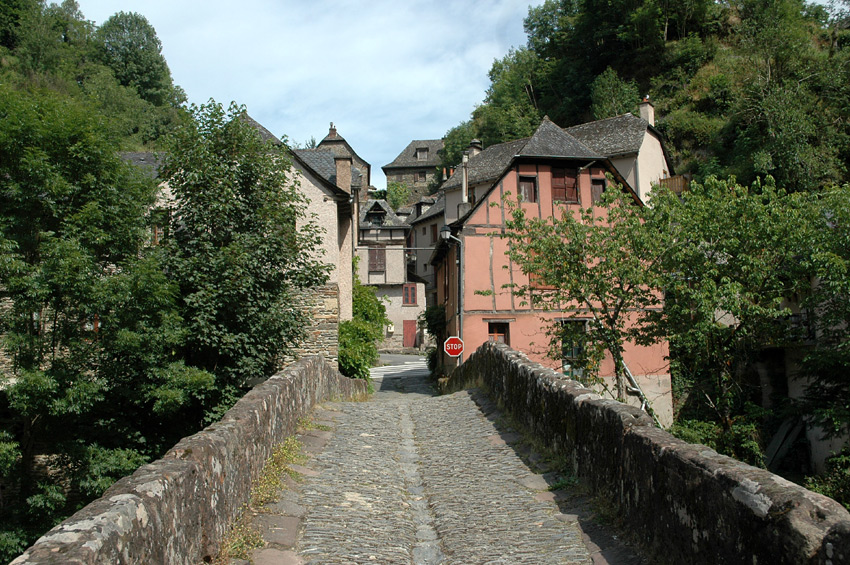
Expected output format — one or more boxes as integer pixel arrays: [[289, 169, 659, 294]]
[[12, 344, 850, 564]]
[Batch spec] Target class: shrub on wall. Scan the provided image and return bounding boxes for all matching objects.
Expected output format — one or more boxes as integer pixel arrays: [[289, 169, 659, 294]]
[[338, 262, 388, 382]]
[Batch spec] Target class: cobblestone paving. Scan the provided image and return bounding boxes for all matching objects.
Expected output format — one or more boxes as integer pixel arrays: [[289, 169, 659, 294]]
[[249, 360, 598, 564]]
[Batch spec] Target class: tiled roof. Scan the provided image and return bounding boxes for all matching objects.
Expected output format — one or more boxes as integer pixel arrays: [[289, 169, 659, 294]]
[[564, 113, 648, 157], [120, 152, 163, 179], [293, 148, 363, 189], [442, 118, 600, 191], [383, 139, 444, 169], [359, 199, 409, 229]]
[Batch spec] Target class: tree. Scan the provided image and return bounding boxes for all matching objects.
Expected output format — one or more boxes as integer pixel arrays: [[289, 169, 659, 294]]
[[162, 101, 329, 418], [0, 85, 172, 554], [590, 67, 640, 120], [647, 177, 816, 462], [386, 181, 410, 210], [503, 184, 665, 407], [96, 11, 176, 106]]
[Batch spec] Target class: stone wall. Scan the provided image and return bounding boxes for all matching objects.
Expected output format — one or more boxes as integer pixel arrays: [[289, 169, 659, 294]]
[[444, 341, 850, 565], [12, 356, 368, 565], [285, 284, 340, 370]]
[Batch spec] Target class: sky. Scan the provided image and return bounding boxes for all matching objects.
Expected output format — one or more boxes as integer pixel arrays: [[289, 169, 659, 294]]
[[73, 0, 545, 189]]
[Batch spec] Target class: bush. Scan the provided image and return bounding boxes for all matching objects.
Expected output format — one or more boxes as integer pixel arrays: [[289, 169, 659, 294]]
[[806, 449, 850, 510], [338, 263, 388, 384]]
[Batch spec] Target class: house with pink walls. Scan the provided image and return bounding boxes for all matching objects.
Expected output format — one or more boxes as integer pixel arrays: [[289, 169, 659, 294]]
[[431, 117, 673, 425]]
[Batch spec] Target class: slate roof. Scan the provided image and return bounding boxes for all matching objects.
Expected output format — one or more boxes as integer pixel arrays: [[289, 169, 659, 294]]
[[442, 118, 601, 191], [359, 199, 409, 230], [564, 113, 649, 157], [120, 152, 163, 179], [240, 113, 282, 144], [409, 193, 445, 225], [293, 148, 363, 190], [383, 139, 444, 169]]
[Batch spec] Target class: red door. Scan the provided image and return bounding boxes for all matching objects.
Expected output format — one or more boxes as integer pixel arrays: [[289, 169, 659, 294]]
[[403, 320, 417, 348]]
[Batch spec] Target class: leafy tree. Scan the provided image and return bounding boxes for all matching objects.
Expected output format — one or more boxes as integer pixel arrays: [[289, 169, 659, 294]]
[[503, 185, 664, 411], [386, 181, 410, 210], [647, 177, 815, 440], [590, 67, 640, 120], [96, 11, 176, 106], [797, 184, 850, 438], [162, 101, 329, 418]]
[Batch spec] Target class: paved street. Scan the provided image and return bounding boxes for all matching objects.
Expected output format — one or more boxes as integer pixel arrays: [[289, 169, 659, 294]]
[[246, 359, 641, 564]]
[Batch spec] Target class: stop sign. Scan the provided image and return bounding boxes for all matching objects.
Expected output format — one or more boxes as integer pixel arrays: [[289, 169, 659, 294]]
[[444, 336, 464, 357]]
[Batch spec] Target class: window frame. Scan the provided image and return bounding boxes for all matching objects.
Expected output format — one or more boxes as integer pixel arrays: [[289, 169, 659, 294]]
[[518, 175, 538, 203], [488, 322, 510, 345], [403, 283, 417, 306]]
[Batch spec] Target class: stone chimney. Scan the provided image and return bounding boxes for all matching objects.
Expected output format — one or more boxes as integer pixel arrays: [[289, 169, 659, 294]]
[[638, 96, 655, 126], [327, 121, 339, 139], [468, 139, 483, 157], [335, 155, 352, 193]]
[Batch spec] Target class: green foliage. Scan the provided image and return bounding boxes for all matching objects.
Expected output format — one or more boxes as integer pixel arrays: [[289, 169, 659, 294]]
[[805, 449, 850, 510], [163, 100, 330, 398], [504, 185, 664, 401], [670, 412, 766, 468], [419, 305, 447, 342], [590, 67, 640, 120], [386, 181, 410, 210], [338, 263, 388, 382], [95, 11, 176, 106]]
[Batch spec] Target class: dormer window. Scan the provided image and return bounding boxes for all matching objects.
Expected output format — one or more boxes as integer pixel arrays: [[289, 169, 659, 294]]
[[416, 147, 429, 161], [367, 212, 385, 226]]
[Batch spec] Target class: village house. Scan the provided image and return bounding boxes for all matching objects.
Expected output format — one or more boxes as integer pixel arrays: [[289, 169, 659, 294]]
[[431, 117, 674, 425], [382, 139, 444, 201], [406, 195, 442, 306], [357, 199, 426, 350]]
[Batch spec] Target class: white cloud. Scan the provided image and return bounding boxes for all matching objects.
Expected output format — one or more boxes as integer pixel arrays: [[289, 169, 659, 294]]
[[75, 0, 543, 187]]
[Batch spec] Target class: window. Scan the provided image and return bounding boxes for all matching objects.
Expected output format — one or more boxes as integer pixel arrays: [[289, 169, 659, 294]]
[[422, 227, 426, 235], [403, 283, 417, 305], [591, 178, 606, 204], [417, 170, 427, 182], [519, 176, 537, 202], [151, 209, 170, 245], [552, 168, 578, 203], [488, 322, 510, 345], [367, 211, 385, 226], [416, 147, 429, 161], [560, 320, 587, 377], [368, 246, 386, 272], [430, 223, 438, 243]]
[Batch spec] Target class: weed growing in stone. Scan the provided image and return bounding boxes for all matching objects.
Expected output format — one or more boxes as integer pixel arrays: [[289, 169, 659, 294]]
[[250, 436, 305, 507], [297, 416, 332, 432], [213, 505, 263, 563]]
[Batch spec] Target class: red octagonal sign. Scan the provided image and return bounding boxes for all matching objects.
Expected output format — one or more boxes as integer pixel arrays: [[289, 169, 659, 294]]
[[444, 336, 464, 357]]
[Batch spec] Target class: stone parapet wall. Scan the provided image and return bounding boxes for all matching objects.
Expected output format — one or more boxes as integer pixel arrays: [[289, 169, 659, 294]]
[[444, 342, 850, 565], [12, 356, 368, 565]]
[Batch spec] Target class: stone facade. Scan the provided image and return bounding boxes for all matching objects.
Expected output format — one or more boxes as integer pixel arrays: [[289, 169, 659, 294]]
[[284, 284, 340, 371], [11, 356, 367, 565], [444, 341, 850, 565]]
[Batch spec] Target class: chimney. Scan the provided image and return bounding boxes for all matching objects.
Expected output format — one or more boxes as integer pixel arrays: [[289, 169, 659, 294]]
[[468, 139, 483, 157], [335, 155, 352, 193], [638, 96, 655, 126], [328, 121, 338, 138]]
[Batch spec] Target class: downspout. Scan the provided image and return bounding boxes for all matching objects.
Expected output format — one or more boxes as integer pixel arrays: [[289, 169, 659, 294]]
[[461, 151, 469, 204], [458, 232, 464, 364]]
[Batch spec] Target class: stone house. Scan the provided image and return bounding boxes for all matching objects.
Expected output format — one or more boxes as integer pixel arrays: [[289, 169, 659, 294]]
[[357, 199, 426, 350], [406, 195, 443, 306], [382, 139, 444, 201], [431, 117, 673, 425]]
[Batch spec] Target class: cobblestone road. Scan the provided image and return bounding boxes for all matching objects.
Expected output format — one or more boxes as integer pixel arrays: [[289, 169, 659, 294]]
[[247, 360, 640, 565]]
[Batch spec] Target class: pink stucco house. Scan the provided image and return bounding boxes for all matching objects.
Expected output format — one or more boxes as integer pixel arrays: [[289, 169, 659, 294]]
[[431, 116, 673, 425]]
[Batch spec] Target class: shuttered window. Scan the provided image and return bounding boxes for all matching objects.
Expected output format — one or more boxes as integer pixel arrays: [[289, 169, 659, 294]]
[[552, 168, 578, 203], [368, 246, 386, 272]]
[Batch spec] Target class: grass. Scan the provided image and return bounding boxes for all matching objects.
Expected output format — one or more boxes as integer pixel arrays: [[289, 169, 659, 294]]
[[211, 435, 306, 563]]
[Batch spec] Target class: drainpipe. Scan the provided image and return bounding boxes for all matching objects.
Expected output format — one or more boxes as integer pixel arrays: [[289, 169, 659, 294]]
[[461, 151, 469, 204], [440, 225, 464, 365]]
